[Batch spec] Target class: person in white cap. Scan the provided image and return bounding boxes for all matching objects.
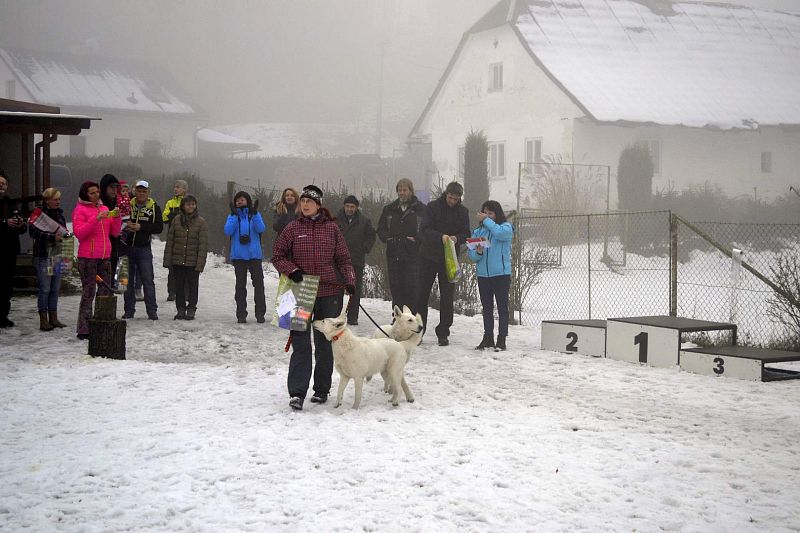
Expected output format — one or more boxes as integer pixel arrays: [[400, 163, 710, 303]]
[[123, 180, 163, 320]]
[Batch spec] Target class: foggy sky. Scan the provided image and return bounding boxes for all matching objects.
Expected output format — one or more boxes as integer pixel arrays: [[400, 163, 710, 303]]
[[1, 0, 797, 138]]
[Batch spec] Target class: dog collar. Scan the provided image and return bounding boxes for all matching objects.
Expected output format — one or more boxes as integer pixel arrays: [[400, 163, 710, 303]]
[[331, 332, 343, 342]]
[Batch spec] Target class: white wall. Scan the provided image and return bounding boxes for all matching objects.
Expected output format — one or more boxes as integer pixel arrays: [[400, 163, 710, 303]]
[[416, 24, 800, 209], [574, 122, 800, 202], [47, 110, 204, 159], [415, 24, 584, 209]]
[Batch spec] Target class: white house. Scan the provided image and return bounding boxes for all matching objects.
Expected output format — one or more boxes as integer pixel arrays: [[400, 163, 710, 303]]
[[409, 0, 800, 208], [0, 47, 207, 159]]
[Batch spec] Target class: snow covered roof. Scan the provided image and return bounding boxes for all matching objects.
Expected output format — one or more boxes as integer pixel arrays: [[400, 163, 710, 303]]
[[197, 128, 260, 148], [412, 0, 800, 133], [0, 47, 203, 117], [512, 0, 800, 129], [216, 123, 403, 158]]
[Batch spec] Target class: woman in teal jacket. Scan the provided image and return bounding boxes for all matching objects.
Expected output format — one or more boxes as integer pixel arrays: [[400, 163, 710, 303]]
[[467, 200, 513, 351]]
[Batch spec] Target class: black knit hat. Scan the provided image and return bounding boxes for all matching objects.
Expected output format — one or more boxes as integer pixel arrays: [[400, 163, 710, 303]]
[[343, 195, 359, 207], [300, 185, 323, 205]]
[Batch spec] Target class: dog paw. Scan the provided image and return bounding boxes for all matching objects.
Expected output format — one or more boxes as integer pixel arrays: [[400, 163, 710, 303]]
[[334, 402, 341, 408], [407, 398, 415, 403]]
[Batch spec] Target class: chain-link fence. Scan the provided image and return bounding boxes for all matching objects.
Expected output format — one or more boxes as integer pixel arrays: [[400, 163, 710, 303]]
[[516, 211, 671, 325], [515, 211, 800, 349]]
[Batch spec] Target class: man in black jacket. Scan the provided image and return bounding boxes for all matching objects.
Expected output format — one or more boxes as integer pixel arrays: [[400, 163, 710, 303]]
[[377, 178, 426, 315], [123, 180, 164, 320], [0, 171, 27, 328], [336, 195, 376, 325], [416, 181, 470, 346]]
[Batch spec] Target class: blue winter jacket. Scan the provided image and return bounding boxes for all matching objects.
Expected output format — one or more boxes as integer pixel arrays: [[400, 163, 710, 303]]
[[467, 218, 513, 277], [224, 208, 266, 260]]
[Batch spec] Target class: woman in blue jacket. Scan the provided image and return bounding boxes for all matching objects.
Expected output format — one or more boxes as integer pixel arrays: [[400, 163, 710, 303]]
[[224, 191, 267, 323], [467, 200, 513, 351]]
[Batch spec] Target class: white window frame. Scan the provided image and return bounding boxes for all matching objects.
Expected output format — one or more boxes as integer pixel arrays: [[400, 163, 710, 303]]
[[114, 138, 130, 158], [761, 151, 772, 173], [488, 141, 505, 179], [489, 62, 503, 92], [644, 139, 662, 176], [525, 137, 543, 175]]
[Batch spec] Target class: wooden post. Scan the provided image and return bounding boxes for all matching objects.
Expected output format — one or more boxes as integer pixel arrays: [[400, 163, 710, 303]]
[[88, 295, 126, 360]]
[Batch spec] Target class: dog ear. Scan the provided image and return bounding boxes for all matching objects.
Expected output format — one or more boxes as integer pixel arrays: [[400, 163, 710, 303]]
[[393, 305, 401, 317], [402, 305, 412, 315], [415, 313, 423, 323]]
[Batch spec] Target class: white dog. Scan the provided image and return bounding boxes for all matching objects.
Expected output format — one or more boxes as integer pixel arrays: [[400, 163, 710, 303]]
[[313, 311, 418, 408], [373, 305, 423, 344], [373, 305, 423, 395]]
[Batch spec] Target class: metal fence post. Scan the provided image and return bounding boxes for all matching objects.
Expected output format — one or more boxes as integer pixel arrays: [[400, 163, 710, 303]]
[[587, 215, 592, 319], [670, 211, 677, 316]]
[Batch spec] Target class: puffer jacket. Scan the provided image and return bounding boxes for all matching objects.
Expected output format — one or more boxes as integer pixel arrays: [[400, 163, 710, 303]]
[[272, 209, 355, 298], [163, 211, 209, 272], [376, 196, 425, 263], [224, 207, 266, 260], [467, 218, 514, 277], [29, 206, 67, 258], [72, 199, 122, 259]]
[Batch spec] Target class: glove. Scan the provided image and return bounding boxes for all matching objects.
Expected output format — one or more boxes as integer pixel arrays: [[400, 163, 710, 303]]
[[345, 284, 356, 295], [229, 203, 236, 216], [289, 269, 304, 283], [253, 199, 259, 212]]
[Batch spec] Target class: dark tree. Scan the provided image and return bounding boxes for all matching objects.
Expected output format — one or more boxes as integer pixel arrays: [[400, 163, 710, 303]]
[[617, 143, 654, 211], [464, 129, 490, 216]]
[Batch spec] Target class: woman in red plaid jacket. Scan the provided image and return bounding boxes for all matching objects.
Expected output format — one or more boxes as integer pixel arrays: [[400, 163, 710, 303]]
[[272, 184, 356, 411]]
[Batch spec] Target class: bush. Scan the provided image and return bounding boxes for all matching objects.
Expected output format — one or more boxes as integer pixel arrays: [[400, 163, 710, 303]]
[[463, 129, 489, 216], [617, 144, 654, 211], [766, 252, 800, 350]]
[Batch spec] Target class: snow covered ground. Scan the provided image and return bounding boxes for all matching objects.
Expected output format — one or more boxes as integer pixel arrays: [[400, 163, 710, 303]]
[[2, 241, 800, 531]]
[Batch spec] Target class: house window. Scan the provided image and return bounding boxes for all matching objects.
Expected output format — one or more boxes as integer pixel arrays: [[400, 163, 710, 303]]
[[489, 62, 503, 92], [5, 80, 15, 99], [761, 151, 772, 173], [489, 142, 505, 179], [644, 140, 661, 175], [525, 137, 543, 174], [142, 139, 162, 158], [114, 138, 130, 158], [69, 136, 86, 157], [457, 145, 465, 180]]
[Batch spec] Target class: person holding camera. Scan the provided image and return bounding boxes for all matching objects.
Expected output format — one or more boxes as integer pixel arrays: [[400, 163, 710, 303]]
[[0, 172, 27, 328], [224, 191, 266, 323], [272, 184, 355, 410], [122, 180, 163, 321]]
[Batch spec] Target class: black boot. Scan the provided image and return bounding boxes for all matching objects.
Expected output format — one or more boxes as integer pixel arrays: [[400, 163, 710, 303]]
[[495, 335, 507, 351], [475, 334, 494, 350], [174, 308, 187, 320]]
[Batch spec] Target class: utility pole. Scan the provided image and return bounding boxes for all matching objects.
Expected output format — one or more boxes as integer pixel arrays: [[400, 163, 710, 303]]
[[375, 41, 387, 156]]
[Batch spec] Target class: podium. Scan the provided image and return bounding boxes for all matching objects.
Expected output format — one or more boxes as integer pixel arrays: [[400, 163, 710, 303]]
[[541, 320, 606, 357], [606, 316, 736, 368], [680, 346, 800, 381]]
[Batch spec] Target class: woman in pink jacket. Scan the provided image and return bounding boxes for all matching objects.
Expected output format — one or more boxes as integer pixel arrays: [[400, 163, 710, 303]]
[[72, 180, 122, 340]]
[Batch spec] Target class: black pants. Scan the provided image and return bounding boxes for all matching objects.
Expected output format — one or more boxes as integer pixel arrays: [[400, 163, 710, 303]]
[[173, 265, 200, 312], [387, 258, 417, 315], [416, 258, 455, 339], [0, 254, 16, 320], [287, 294, 343, 399], [233, 259, 266, 320], [167, 266, 175, 297], [478, 275, 511, 338], [346, 264, 365, 324]]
